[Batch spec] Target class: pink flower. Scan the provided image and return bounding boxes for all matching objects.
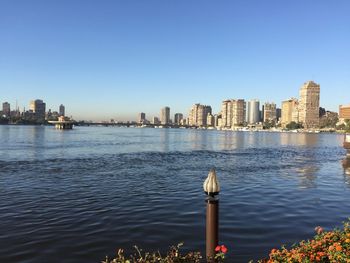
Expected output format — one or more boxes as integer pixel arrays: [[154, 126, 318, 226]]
[[221, 245, 228, 253]]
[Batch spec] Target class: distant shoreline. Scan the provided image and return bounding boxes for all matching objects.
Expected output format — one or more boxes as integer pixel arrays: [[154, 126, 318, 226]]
[[1, 123, 347, 135]]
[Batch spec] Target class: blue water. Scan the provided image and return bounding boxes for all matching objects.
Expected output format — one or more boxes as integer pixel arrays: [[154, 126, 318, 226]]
[[0, 125, 348, 262]]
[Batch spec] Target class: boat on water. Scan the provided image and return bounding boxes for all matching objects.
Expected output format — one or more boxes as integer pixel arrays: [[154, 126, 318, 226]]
[[48, 116, 74, 130]]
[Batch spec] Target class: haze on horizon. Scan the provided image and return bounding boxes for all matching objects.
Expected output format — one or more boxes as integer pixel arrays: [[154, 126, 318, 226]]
[[0, 0, 349, 121]]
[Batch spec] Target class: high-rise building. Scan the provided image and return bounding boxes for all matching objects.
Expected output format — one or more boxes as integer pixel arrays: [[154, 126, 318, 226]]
[[298, 81, 320, 129], [217, 116, 223, 128], [29, 99, 46, 121], [207, 113, 214, 127], [198, 105, 211, 126], [189, 104, 212, 126], [138, 112, 146, 123], [214, 114, 219, 127], [264, 102, 277, 122], [174, 113, 183, 125], [339, 104, 350, 123], [160, 107, 170, 125], [180, 118, 187, 126], [232, 99, 246, 126], [152, 116, 160, 125], [281, 98, 298, 127], [59, 104, 65, 116], [276, 108, 282, 121], [221, 100, 232, 128], [2, 102, 10, 117], [220, 99, 246, 127], [247, 99, 260, 124]]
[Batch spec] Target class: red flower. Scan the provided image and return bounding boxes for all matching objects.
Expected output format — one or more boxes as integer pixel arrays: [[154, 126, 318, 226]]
[[221, 245, 228, 253], [215, 245, 221, 252]]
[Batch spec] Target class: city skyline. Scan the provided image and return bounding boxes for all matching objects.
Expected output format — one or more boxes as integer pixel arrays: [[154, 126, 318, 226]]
[[0, 80, 346, 123], [1, 1, 350, 120]]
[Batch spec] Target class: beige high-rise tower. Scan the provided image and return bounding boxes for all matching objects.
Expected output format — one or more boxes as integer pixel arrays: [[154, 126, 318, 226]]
[[221, 100, 232, 128], [263, 102, 277, 122], [281, 98, 299, 128], [221, 99, 246, 128], [29, 99, 46, 121], [232, 99, 246, 126], [298, 81, 320, 129], [188, 103, 212, 127]]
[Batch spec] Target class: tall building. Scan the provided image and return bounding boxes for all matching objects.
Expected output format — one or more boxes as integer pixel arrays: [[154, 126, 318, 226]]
[[160, 107, 170, 125], [59, 104, 65, 116], [152, 116, 160, 125], [281, 98, 298, 127], [214, 114, 219, 127], [232, 99, 246, 126], [221, 100, 232, 128], [198, 105, 211, 126], [220, 99, 246, 128], [339, 104, 350, 123], [174, 113, 183, 125], [207, 113, 214, 127], [2, 102, 10, 117], [138, 112, 146, 123], [263, 102, 277, 122], [180, 118, 187, 126], [29, 99, 46, 121], [276, 108, 282, 121], [247, 99, 260, 124], [189, 104, 212, 126], [298, 81, 320, 129]]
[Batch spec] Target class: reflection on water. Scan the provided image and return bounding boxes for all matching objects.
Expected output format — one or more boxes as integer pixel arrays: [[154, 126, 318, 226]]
[[160, 129, 170, 152], [343, 157, 350, 175], [220, 131, 244, 150], [296, 165, 318, 189], [294, 150, 319, 189], [280, 132, 319, 147], [29, 126, 46, 159]]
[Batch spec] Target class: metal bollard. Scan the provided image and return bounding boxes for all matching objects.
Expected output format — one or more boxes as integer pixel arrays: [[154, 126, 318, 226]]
[[203, 169, 220, 262]]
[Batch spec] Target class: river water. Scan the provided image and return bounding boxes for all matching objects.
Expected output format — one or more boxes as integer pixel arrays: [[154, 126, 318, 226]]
[[0, 126, 349, 262]]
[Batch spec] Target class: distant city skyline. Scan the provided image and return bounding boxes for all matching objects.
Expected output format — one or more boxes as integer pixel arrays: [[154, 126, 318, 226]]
[[1, 1, 349, 121], [0, 81, 341, 123], [0, 80, 344, 130]]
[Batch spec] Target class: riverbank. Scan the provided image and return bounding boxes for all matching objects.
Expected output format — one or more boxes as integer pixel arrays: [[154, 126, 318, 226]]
[[1, 122, 348, 135]]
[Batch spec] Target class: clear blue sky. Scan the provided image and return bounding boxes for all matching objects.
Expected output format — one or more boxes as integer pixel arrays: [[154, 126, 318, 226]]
[[0, 0, 349, 121]]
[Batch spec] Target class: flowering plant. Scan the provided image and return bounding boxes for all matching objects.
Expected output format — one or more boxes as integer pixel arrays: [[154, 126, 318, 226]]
[[215, 244, 228, 262], [258, 220, 350, 263], [102, 243, 202, 263]]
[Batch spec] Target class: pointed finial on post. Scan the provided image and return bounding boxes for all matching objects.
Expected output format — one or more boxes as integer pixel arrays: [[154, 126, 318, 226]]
[[203, 168, 220, 197]]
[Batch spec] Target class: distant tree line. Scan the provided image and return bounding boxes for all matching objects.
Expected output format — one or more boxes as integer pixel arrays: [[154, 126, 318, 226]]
[[286, 121, 303, 130], [0, 116, 48, 125]]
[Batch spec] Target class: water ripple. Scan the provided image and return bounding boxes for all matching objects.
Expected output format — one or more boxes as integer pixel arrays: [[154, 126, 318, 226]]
[[0, 127, 349, 262]]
